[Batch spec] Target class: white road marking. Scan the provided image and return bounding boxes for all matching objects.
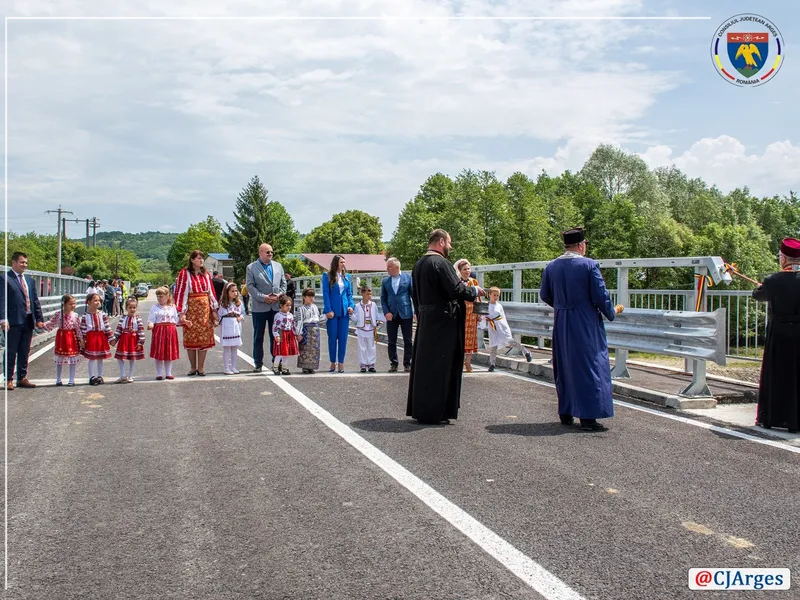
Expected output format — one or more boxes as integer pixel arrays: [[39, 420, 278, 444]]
[[497, 370, 800, 455], [270, 375, 586, 600]]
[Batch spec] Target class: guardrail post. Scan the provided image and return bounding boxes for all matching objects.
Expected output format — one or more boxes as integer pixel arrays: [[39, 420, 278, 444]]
[[686, 266, 708, 374], [507, 268, 523, 356], [679, 359, 712, 397], [610, 267, 631, 379]]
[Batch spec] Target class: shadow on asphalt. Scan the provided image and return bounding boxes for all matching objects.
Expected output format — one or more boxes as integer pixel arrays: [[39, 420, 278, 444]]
[[350, 417, 451, 433], [484, 422, 583, 436]]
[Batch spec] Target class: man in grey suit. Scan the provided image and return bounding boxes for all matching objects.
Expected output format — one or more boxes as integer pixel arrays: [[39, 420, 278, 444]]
[[246, 243, 286, 372]]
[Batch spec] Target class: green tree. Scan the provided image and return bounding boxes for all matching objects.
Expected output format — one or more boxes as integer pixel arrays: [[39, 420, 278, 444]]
[[303, 210, 384, 254], [504, 172, 549, 261], [167, 216, 226, 274], [534, 171, 586, 257], [225, 175, 299, 281], [589, 195, 642, 259]]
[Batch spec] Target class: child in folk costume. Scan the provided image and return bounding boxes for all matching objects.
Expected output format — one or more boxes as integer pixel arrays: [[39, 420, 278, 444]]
[[80, 292, 114, 385], [218, 282, 244, 375], [350, 286, 384, 373], [272, 295, 298, 375], [111, 297, 146, 383], [147, 286, 180, 381], [295, 288, 324, 374], [483, 287, 533, 372], [43, 294, 83, 387]]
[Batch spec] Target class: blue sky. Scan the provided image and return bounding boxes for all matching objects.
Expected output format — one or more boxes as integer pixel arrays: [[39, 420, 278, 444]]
[[2, 0, 797, 240]]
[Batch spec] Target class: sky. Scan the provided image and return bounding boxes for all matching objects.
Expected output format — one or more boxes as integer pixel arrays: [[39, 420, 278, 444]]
[[2, 0, 798, 241]]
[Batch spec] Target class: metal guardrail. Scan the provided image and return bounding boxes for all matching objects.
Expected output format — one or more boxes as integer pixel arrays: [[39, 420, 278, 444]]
[[0, 266, 91, 297]]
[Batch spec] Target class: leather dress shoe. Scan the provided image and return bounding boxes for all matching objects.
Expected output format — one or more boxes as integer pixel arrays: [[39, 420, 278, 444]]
[[16, 378, 36, 389]]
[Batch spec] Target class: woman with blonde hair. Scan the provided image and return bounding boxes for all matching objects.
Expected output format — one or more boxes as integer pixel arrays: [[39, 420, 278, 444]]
[[455, 259, 482, 372]]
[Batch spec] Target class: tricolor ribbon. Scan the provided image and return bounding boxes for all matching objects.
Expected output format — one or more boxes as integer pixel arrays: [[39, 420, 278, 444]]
[[693, 273, 714, 312], [487, 315, 503, 331]]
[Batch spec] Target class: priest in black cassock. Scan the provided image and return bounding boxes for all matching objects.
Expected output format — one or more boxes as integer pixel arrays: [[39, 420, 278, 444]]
[[753, 237, 800, 433], [407, 229, 485, 424]]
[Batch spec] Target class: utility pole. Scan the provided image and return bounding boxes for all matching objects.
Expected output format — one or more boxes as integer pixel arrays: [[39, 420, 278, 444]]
[[85, 218, 91, 247], [90, 217, 100, 248], [45, 205, 74, 276]]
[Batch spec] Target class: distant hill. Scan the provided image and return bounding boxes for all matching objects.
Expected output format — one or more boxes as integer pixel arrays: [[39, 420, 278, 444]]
[[70, 231, 178, 262]]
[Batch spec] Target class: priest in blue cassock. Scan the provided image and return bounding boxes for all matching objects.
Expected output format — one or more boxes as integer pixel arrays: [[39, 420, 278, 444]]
[[540, 227, 624, 432]]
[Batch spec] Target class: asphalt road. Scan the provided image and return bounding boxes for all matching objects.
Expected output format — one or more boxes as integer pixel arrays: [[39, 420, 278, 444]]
[[4, 298, 799, 599]]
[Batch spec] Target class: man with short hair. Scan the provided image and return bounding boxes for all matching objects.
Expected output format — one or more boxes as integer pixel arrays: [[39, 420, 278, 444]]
[[753, 238, 800, 433], [381, 257, 414, 372], [212, 270, 226, 302], [0, 252, 45, 389], [246, 243, 286, 372], [540, 227, 623, 432], [406, 229, 485, 424]]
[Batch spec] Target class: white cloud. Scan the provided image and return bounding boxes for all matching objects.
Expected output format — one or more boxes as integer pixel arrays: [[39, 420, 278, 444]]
[[639, 136, 800, 196], [2, 0, 791, 240]]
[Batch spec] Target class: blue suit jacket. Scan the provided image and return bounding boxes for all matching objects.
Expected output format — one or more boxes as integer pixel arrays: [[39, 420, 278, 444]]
[[380, 273, 413, 320], [322, 272, 355, 317], [0, 270, 44, 326]]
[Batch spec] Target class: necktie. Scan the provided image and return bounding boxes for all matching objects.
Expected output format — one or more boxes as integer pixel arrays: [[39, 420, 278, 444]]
[[18, 273, 30, 313]]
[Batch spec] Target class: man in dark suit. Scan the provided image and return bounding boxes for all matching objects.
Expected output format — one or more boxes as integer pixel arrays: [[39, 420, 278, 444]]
[[212, 271, 227, 301], [1, 252, 45, 389], [381, 257, 414, 372]]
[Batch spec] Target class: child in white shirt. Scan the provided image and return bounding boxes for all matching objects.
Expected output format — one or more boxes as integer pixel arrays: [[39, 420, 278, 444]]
[[484, 287, 532, 372], [350, 286, 384, 372]]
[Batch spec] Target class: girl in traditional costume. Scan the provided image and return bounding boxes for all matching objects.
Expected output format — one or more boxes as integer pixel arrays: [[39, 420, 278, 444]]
[[147, 286, 180, 381], [272, 295, 298, 375], [43, 294, 83, 386], [80, 292, 114, 385], [111, 296, 146, 383], [455, 259, 482, 372], [218, 282, 244, 375]]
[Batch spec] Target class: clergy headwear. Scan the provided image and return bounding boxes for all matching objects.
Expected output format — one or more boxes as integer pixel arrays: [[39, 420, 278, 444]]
[[780, 238, 800, 259], [562, 227, 586, 246]]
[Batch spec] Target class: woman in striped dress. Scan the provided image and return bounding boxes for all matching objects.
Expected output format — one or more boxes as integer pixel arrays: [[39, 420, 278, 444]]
[[455, 259, 482, 373], [174, 250, 219, 376]]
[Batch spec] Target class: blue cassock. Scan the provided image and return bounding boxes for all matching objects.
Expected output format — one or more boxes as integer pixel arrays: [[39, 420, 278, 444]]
[[540, 254, 616, 419]]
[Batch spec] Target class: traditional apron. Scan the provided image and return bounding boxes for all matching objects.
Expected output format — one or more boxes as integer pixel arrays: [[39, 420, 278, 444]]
[[183, 292, 215, 350]]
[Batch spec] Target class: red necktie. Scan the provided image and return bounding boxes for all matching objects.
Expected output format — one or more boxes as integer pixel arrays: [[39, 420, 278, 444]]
[[17, 273, 30, 313]]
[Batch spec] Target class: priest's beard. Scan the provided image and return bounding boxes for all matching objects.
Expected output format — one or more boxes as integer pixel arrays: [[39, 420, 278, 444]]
[[442, 247, 450, 258]]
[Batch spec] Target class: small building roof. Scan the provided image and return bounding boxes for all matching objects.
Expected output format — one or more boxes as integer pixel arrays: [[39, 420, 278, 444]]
[[207, 253, 231, 261], [301, 253, 387, 273]]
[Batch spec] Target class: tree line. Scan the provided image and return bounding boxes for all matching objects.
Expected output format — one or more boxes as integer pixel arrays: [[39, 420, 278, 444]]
[[7, 144, 798, 293]]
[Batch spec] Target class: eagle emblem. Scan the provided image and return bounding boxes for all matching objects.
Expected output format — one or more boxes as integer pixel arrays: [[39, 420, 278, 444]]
[[727, 32, 769, 77]]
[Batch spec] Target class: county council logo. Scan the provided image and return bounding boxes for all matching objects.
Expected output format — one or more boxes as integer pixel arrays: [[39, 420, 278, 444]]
[[711, 13, 784, 87]]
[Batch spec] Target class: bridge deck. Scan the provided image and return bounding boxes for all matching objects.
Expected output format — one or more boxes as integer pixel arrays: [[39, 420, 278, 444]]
[[3, 296, 799, 599]]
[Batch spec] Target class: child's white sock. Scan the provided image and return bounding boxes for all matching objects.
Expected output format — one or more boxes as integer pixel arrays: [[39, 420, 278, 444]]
[[165, 361, 173, 378], [117, 359, 127, 378], [88, 360, 96, 379], [127, 360, 136, 380], [97, 361, 104, 379], [69, 364, 76, 384], [155, 360, 164, 378], [56, 364, 63, 383]]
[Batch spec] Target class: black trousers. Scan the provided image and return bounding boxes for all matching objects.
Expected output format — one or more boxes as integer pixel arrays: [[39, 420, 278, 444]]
[[4, 316, 34, 382], [386, 317, 413, 367]]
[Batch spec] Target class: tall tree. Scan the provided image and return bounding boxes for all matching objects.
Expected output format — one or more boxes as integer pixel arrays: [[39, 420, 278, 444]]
[[504, 172, 550, 261], [225, 175, 299, 280], [167, 216, 226, 274], [302, 210, 384, 254]]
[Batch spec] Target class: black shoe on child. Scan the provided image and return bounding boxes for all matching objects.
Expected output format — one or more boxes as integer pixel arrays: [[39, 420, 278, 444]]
[[368, 367, 376, 373], [389, 363, 398, 373], [488, 365, 495, 372], [360, 368, 367, 373]]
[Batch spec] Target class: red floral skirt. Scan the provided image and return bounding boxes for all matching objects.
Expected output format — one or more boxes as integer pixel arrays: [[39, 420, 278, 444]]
[[54, 329, 81, 364], [273, 330, 299, 357], [82, 330, 111, 360], [150, 323, 180, 361], [115, 331, 145, 361]]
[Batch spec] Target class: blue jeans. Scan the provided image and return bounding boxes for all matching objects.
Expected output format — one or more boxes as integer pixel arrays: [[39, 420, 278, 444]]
[[252, 310, 277, 367], [326, 316, 350, 363]]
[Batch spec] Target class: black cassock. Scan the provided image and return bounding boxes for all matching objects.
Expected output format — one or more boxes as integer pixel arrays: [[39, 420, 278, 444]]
[[406, 250, 478, 423], [753, 269, 800, 431]]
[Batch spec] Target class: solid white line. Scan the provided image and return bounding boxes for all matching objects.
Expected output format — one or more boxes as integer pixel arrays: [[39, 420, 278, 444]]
[[269, 375, 585, 600], [27, 342, 55, 363], [497, 370, 800, 455]]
